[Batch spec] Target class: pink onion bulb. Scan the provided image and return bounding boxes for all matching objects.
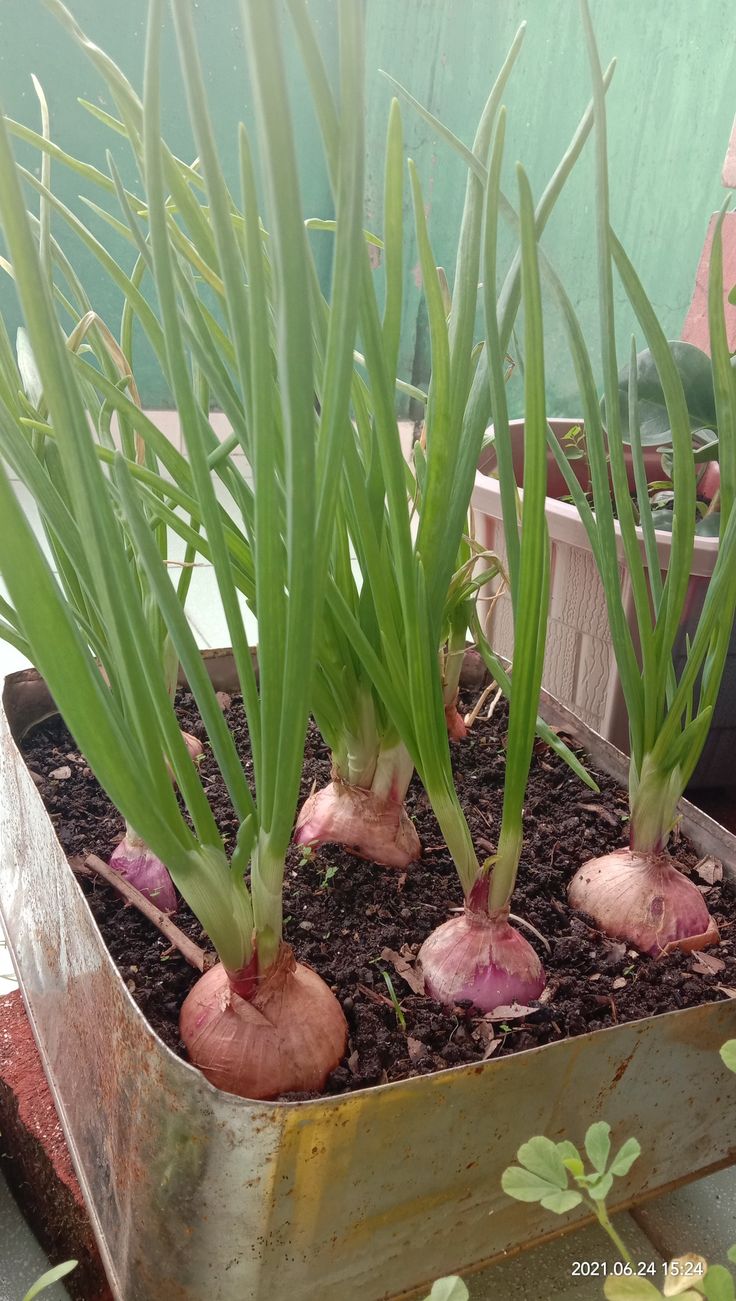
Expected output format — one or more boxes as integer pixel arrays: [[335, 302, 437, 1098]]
[[419, 909, 545, 1013], [109, 730, 203, 910], [295, 779, 420, 868], [109, 832, 177, 913], [179, 947, 348, 1100], [181, 731, 204, 762], [568, 848, 719, 956]]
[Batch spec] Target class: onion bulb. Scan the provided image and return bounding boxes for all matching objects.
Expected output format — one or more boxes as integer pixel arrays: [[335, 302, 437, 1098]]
[[181, 730, 204, 762], [419, 908, 545, 1012], [109, 831, 177, 912], [109, 730, 203, 910], [568, 848, 719, 956], [294, 779, 420, 868], [180, 947, 347, 1100], [166, 730, 204, 779]]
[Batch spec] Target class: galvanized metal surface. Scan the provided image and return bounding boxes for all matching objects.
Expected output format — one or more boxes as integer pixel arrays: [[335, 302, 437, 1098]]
[[2, 653, 736, 1301]]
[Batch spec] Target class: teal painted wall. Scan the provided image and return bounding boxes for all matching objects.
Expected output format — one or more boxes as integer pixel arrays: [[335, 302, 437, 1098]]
[[1, 1, 735, 412], [0, 0, 336, 405]]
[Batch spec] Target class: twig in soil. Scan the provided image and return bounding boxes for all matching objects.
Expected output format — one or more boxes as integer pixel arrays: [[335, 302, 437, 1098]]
[[578, 801, 619, 828], [80, 854, 212, 973]]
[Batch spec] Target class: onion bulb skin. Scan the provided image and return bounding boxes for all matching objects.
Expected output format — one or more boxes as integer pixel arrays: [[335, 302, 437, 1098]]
[[419, 909, 545, 1013], [179, 947, 348, 1100], [295, 779, 420, 868], [181, 731, 204, 762], [109, 834, 177, 912], [108, 729, 202, 911], [568, 848, 719, 956]]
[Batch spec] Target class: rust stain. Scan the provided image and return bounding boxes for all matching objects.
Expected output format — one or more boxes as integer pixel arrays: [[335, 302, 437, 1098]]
[[610, 1049, 636, 1089]]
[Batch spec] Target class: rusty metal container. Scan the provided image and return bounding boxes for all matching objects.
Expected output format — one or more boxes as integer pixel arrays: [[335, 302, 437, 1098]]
[[1, 651, 735, 1301]]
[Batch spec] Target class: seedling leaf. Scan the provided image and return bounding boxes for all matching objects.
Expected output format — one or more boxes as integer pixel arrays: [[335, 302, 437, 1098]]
[[556, 1139, 582, 1165], [424, 1278, 469, 1301], [501, 1166, 564, 1203], [539, 1189, 583, 1214], [719, 1040, 736, 1074], [562, 1156, 586, 1178], [604, 1279, 665, 1299], [586, 1171, 614, 1202], [609, 1137, 642, 1177], [703, 1264, 736, 1301], [585, 1120, 612, 1173], [23, 1261, 78, 1301], [516, 1135, 569, 1188]]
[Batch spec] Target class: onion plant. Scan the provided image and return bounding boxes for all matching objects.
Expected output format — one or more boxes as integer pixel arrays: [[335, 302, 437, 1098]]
[[0, 84, 204, 910], [7, 4, 604, 873], [2, 306, 204, 911], [282, 10, 588, 1012], [0, 0, 367, 1100], [413, 160, 554, 1011], [544, 0, 736, 955]]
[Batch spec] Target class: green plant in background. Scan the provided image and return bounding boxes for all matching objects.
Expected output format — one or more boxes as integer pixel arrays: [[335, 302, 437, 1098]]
[[544, 0, 736, 957], [21, 1261, 77, 1301], [615, 342, 723, 535], [0, 0, 368, 1101]]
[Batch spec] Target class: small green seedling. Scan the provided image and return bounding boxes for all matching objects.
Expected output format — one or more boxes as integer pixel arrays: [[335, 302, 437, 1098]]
[[501, 1033, 736, 1298], [381, 970, 407, 1030], [430, 1040, 736, 1301], [22, 1261, 77, 1301], [298, 844, 315, 868], [320, 863, 338, 889], [502, 1123, 641, 1257]]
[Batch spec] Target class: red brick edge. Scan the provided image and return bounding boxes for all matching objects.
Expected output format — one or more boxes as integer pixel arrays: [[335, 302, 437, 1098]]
[[0, 990, 113, 1301]]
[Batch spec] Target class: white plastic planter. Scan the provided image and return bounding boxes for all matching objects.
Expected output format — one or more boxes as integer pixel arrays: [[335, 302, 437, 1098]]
[[472, 419, 734, 787]]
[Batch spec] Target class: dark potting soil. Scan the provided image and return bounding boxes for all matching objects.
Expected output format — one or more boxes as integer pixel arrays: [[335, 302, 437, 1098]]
[[20, 691, 736, 1099]]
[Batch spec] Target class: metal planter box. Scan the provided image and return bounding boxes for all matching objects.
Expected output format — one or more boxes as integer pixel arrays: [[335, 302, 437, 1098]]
[[472, 418, 736, 787], [1, 651, 736, 1301]]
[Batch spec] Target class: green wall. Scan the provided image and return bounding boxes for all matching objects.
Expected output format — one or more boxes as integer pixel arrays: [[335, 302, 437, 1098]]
[[1, 0, 735, 413]]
